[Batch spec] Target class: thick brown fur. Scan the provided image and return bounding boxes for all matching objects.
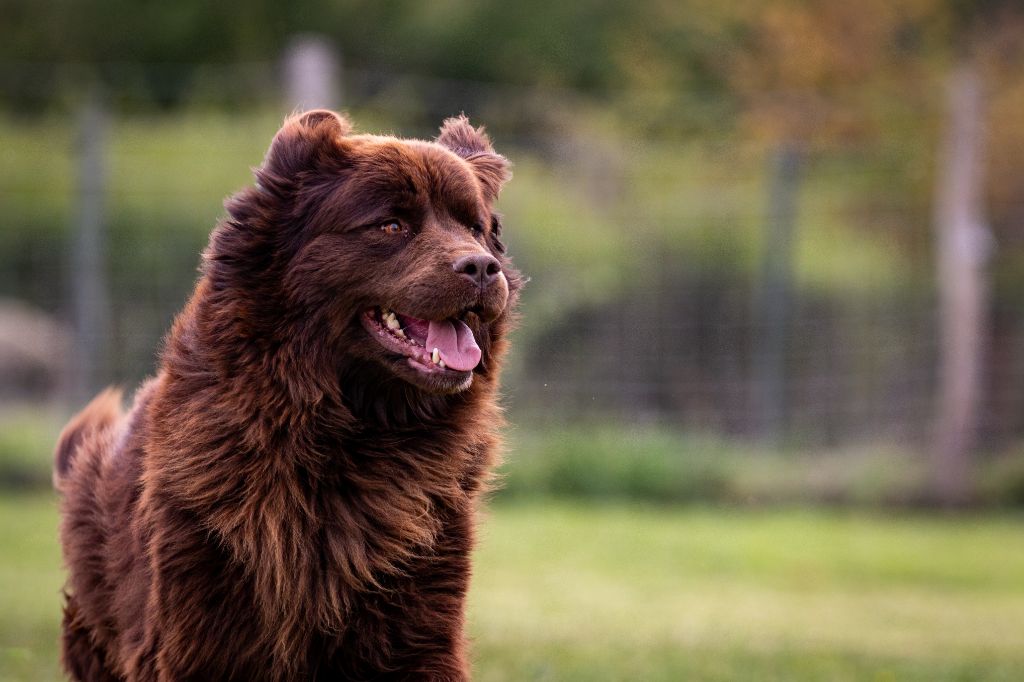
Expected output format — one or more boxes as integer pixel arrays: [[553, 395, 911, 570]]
[[55, 110, 521, 681]]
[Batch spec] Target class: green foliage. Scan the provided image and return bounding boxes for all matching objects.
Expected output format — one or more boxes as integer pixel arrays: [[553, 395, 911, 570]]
[[979, 448, 1024, 507], [0, 109, 943, 317], [495, 155, 633, 334], [0, 1, 705, 100], [500, 426, 738, 503], [498, 425, 945, 507], [0, 412, 61, 490]]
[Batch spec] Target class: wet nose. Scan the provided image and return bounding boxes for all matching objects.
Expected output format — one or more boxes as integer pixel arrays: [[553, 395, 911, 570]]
[[453, 253, 501, 289]]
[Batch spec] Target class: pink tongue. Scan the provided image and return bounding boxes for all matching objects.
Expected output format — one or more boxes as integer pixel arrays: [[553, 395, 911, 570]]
[[426, 319, 481, 371]]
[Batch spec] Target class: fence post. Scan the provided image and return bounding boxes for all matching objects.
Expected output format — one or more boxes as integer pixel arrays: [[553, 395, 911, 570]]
[[69, 87, 111, 408], [283, 34, 341, 111], [932, 65, 992, 506], [751, 142, 802, 445]]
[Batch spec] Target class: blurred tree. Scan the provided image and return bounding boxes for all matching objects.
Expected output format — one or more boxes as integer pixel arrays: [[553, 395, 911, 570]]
[[723, 0, 947, 146], [930, 0, 1024, 504], [932, 66, 990, 507]]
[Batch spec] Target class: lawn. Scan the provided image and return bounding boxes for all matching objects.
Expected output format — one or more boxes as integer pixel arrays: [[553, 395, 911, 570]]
[[2, 493, 1023, 681]]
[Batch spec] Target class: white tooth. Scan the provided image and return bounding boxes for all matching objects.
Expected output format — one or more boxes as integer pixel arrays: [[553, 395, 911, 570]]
[[395, 329, 406, 338], [432, 348, 440, 364], [386, 316, 401, 330], [438, 360, 446, 369]]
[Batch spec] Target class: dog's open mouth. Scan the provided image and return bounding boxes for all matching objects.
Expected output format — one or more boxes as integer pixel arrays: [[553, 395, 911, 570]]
[[362, 307, 482, 375]]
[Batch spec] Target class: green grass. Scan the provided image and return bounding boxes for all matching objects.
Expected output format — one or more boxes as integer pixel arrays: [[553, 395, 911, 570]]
[[2, 493, 1023, 681], [0, 411, 63, 490], [472, 503, 1024, 681], [0, 494, 64, 681]]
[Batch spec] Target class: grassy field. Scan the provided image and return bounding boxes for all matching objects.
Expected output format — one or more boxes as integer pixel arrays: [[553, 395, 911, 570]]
[[2, 494, 1023, 681]]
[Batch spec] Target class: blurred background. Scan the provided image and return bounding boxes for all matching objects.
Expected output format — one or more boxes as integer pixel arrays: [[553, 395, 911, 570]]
[[2, 1, 1024, 680]]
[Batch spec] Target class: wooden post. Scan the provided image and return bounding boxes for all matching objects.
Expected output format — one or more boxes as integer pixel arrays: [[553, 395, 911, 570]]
[[283, 35, 341, 111], [69, 88, 111, 407], [752, 142, 801, 445], [932, 65, 992, 506]]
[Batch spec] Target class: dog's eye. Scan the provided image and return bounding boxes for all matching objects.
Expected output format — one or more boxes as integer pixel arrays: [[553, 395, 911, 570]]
[[471, 221, 485, 235], [380, 221, 404, 235]]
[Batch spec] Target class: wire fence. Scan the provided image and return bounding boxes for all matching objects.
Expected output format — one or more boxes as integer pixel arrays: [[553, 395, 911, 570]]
[[1, 52, 1022, 460]]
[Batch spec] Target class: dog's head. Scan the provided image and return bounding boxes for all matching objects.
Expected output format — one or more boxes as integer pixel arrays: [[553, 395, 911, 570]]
[[215, 110, 521, 396]]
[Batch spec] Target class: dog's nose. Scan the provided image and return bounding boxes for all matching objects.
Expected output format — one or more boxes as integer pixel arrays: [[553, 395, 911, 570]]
[[453, 254, 501, 288]]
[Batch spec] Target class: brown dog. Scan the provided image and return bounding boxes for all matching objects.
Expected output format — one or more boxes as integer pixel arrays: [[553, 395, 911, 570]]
[[54, 110, 520, 681]]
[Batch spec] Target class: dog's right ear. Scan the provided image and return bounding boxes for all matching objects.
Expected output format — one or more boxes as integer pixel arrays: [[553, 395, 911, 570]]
[[262, 109, 351, 178]]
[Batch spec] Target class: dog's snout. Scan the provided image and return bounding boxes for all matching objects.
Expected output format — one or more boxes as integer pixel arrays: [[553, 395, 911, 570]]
[[453, 254, 501, 289]]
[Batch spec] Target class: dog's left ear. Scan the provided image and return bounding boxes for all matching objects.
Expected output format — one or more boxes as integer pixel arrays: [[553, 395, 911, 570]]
[[437, 115, 511, 202]]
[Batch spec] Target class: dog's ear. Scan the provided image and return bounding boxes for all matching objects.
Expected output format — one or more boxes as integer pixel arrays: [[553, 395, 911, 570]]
[[437, 115, 511, 202], [263, 109, 351, 178]]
